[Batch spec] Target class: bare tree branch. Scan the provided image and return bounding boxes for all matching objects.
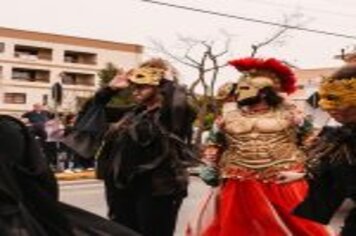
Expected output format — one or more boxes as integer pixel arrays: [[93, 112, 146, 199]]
[[183, 44, 201, 65], [150, 39, 199, 68], [250, 12, 304, 57], [215, 36, 231, 57], [250, 26, 289, 57], [149, 20, 303, 144], [205, 63, 228, 72]]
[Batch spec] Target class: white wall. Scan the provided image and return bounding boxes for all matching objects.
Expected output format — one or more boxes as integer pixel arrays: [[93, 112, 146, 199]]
[[0, 36, 142, 115]]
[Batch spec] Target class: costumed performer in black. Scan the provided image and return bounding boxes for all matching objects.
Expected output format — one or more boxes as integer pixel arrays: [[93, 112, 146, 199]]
[[294, 63, 356, 236], [67, 58, 197, 236]]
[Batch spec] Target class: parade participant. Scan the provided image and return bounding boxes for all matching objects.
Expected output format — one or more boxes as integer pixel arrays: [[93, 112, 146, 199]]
[[0, 114, 140, 235], [69, 58, 196, 236], [294, 63, 356, 236], [199, 57, 330, 235]]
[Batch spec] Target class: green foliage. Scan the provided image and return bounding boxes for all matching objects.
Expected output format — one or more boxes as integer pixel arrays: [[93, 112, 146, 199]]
[[203, 113, 215, 130], [98, 62, 119, 87], [97, 62, 133, 106], [109, 88, 134, 106]]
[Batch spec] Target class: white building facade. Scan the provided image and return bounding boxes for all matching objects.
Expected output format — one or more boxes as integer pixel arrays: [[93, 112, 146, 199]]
[[0, 27, 143, 115], [292, 68, 337, 128]]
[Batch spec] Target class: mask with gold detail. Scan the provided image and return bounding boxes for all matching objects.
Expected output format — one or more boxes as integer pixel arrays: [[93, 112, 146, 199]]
[[318, 77, 356, 110], [228, 58, 297, 102], [128, 67, 164, 86], [235, 74, 280, 102]]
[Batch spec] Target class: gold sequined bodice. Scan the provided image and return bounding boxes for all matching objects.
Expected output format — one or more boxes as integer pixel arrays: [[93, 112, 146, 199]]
[[219, 108, 305, 180]]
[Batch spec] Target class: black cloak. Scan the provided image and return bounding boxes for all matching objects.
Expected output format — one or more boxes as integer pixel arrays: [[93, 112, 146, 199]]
[[0, 115, 140, 236], [294, 125, 356, 236]]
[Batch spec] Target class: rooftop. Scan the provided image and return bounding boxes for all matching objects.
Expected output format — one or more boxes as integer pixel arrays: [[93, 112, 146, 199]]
[[0, 26, 143, 53]]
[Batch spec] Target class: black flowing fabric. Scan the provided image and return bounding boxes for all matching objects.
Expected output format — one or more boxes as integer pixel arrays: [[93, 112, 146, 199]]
[[294, 125, 356, 236], [0, 115, 140, 236], [67, 85, 198, 195]]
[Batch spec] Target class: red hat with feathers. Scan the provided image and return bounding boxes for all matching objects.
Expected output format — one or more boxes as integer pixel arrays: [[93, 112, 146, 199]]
[[228, 57, 297, 94]]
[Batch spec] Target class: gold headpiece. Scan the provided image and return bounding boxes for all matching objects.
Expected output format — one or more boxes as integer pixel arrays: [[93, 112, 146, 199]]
[[318, 77, 356, 110], [235, 74, 280, 102], [128, 67, 164, 86], [216, 82, 236, 100]]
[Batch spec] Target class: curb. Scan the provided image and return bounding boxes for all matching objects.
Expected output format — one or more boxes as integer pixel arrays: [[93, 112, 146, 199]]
[[56, 170, 96, 181], [59, 178, 102, 187]]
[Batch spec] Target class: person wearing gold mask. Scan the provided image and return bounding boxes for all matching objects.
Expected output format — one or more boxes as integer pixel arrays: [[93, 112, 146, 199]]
[[198, 58, 330, 236], [294, 63, 356, 236], [65, 58, 196, 236]]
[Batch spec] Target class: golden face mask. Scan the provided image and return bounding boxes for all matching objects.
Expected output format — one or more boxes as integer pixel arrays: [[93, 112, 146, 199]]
[[128, 67, 164, 86], [318, 77, 356, 110], [236, 75, 278, 102]]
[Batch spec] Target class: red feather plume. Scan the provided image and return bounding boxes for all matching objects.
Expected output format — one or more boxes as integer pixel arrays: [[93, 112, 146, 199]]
[[228, 57, 297, 94]]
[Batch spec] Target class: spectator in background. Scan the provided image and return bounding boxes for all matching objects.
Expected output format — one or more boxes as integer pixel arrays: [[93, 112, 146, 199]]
[[22, 103, 52, 139], [44, 115, 65, 170], [22, 103, 54, 167]]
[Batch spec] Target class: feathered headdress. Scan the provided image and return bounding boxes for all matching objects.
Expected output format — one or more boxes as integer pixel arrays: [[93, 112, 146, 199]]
[[228, 57, 297, 94]]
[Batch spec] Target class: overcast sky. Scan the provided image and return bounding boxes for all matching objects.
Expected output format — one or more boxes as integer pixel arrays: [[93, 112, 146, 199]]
[[1, 0, 356, 85]]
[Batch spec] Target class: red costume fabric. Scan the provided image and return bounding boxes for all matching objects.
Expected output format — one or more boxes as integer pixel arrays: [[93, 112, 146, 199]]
[[203, 179, 329, 236]]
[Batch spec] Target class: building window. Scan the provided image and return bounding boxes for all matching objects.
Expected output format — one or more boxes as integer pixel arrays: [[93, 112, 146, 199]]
[[14, 45, 52, 61], [12, 68, 50, 83], [61, 72, 95, 86], [64, 51, 97, 65], [0, 43, 5, 53], [4, 93, 26, 104]]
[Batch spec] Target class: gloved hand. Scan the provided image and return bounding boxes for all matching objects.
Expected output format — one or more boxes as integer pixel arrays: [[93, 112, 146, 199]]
[[199, 165, 220, 187]]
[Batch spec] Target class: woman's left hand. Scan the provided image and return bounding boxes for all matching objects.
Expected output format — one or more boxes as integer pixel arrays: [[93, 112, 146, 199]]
[[275, 171, 305, 184]]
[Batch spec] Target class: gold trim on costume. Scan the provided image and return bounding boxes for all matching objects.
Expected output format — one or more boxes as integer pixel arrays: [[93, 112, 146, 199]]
[[128, 67, 164, 86], [319, 77, 356, 110]]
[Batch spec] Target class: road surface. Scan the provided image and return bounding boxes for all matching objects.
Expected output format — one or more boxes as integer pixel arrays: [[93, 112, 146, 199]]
[[60, 177, 351, 235]]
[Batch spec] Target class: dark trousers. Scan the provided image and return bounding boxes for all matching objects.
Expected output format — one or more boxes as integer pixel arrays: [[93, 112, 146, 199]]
[[43, 142, 58, 167], [104, 178, 183, 236]]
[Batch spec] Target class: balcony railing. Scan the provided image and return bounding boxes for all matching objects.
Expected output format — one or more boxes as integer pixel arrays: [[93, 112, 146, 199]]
[[61, 72, 95, 86], [14, 45, 53, 61], [64, 51, 97, 65], [12, 68, 50, 83]]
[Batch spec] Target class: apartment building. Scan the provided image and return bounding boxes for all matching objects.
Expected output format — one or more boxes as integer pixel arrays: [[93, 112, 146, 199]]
[[0, 27, 143, 115], [292, 67, 337, 127]]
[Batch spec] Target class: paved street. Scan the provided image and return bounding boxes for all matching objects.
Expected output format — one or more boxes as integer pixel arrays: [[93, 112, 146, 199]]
[[60, 177, 209, 236], [60, 177, 351, 236]]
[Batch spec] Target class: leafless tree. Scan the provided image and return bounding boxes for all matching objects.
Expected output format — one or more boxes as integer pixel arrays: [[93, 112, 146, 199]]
[[151, 33, 232, 144], [151, 14, 304, 144]]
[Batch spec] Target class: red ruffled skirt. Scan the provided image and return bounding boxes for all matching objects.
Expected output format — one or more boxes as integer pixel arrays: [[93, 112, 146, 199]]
[[200, 179, 331, 236]]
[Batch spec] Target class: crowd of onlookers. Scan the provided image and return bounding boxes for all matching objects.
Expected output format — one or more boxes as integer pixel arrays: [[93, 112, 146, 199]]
[[21, 103, 94, 173]]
